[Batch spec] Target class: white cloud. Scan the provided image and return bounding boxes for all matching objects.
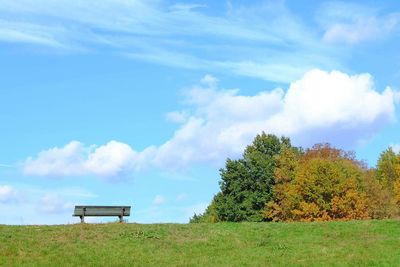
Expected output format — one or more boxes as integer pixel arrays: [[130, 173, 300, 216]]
[[217, 61, 314, 84], [319, 3, 400, 44], [0, 185, 18, 203], [153, 195, 166, 205], [268, 69, 396, 133], [24, 141, 88, 177], [0, 20, 69, 48], [39, 193, 74, 214], [323, 16, 400, 44], [23, 70, 399, 176], [154, 70, 398, 167], [200, 74, 218, 87], [166, 111, 189, 123], [0, 1, 308, 46], [24, 140, 156, 179], [127, 49, 324, 83], [169, 3, 207, 12], [0, 0, 341, 82]]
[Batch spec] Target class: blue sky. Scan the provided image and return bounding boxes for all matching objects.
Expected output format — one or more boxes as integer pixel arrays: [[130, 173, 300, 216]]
[[1, 0, 400, 224]]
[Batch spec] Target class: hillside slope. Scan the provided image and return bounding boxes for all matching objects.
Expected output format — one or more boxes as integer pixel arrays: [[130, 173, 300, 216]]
[[1, 220, 399, 266]]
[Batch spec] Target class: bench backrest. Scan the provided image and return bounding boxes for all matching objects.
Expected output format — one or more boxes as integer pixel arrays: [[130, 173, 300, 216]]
[[73, 206, 131, 216]]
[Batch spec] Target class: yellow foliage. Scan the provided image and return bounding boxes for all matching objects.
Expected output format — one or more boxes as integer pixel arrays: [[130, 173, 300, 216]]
[[292, 202, 330, 222], [265, 144, 370, 222], [363, 169, 397, 219], [393, 180, 400, 205], [331, 189, 369, 220]]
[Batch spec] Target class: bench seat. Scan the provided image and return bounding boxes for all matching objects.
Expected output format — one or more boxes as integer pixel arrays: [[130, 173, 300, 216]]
[[73, 205, 131, 223]]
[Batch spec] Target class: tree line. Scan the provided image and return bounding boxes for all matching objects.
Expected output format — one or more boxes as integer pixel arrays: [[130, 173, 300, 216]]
[[191, 133, 400, 223]]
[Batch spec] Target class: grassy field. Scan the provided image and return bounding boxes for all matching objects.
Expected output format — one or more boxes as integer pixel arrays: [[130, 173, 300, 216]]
[[1, 220, 400, 266]]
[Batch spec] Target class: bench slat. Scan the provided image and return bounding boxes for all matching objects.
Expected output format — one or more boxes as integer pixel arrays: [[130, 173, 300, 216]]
[[73, 206, 131, 216]]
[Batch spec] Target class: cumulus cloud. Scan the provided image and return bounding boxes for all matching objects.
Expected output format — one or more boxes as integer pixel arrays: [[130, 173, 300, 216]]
[[23, 69, 399, 177], [0, 185, 18, 203], [165, 111, 189, 123], [268, 70, 396, 133], [24, 140, 156, 179], [154, 70, 398, 167]]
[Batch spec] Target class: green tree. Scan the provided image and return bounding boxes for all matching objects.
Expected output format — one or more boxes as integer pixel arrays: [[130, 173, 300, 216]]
[[202, 133, 292, 222], [190, 198, 220, 223], [372, 147, 400, 217]]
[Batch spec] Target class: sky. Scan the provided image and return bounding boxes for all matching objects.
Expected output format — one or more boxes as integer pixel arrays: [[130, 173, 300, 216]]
[[1, 0, 400, 224]]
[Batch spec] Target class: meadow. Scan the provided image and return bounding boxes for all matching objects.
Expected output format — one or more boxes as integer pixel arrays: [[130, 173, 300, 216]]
[[1, 219, 400, 266]]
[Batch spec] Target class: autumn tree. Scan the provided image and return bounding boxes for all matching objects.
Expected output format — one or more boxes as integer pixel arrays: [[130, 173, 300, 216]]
[[363, 169, 396, 218], [265, 144, 369, 222], [193, 134, 400, 223]]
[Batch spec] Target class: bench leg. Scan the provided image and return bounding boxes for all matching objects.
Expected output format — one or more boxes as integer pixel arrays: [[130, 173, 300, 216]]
[[80, 215, 85, 223], [119, 215, 123, 223]]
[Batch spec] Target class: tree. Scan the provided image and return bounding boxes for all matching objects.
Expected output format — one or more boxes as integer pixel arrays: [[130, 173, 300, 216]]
[[264, 145, 302, 221], [363, 169, 396, 219], [194, 135, 400, 223], [372, 147, 400, 217], [200, 133, 292, 222], [190, 198, 219, 223], [376, 147, 400, 187], [265, 144, 369, 222]]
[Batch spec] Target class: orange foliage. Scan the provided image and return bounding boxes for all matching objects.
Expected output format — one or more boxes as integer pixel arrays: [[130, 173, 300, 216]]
[[331, 188, 369, 220], [265, 144, 369, 222]]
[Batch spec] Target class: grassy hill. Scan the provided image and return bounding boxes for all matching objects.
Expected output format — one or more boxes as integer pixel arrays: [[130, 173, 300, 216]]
[[1, 220, 400, 266]]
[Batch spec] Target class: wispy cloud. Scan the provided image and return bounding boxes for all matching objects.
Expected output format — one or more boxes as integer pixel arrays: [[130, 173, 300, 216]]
[[0, 163, 14, 168], [0, 0, 343, 82], [0, 19, 78, 48], [169, 3, 207, 12], [318, 2, 400, 44]]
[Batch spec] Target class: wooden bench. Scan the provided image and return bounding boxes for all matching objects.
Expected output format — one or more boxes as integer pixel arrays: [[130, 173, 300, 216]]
[[73, 205, 131, 223]]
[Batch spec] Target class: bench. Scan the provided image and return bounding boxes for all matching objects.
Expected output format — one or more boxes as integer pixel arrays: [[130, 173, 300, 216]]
[[73, 205, 131, 223]]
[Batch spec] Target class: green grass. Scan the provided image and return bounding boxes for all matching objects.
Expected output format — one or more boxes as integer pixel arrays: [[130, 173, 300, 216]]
[[1, 220, 400, 266]]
